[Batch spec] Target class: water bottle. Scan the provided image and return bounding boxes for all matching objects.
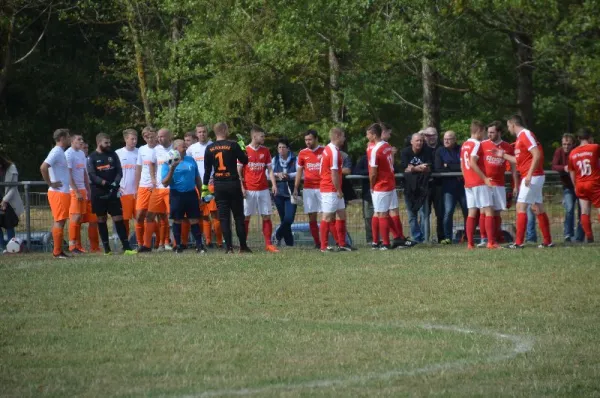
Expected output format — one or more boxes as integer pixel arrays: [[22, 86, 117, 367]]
[[202, 194, 214, 203]]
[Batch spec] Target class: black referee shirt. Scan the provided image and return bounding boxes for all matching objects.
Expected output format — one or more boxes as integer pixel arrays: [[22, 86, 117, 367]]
[[87, 150, 122, 196]]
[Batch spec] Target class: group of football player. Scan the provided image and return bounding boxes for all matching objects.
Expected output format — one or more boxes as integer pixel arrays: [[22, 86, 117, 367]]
[[39, 115, 600, 258]]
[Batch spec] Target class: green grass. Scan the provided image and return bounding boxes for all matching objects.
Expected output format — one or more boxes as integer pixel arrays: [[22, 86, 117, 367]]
[[1, 246, 600, 396]]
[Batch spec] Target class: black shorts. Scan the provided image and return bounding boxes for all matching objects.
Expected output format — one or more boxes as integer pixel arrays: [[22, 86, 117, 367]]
[[169, 190, 201, 220], [91, 195, 123, 217]]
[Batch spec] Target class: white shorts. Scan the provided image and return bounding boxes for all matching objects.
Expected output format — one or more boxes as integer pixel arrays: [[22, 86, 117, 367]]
[[303, 188, 321, 214], [372, 190, 399, 213], [244, 189, 272, 216], [490, 186, 507, 211], [321, 192, 345, 213], [517, 175, 545, 205], [465, 185, 493, 209]]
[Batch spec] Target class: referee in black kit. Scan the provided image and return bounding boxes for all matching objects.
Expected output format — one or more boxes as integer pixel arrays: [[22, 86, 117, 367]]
[[203, 122, 251, 254], [87, 133, 136, 255]]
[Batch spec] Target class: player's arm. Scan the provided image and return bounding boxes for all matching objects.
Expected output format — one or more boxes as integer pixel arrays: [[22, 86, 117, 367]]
[[469, 154, 492, 187], [40, 161, 62, 190], [234, 142, 248, 165], [161, 161, 179, 187], [267, 163, 277, 195], [524, 146, 541, 186], [332, 169, 342, 197], [237, 163, 246, 197], [368, 151, 378, 191], [134, 152, 142, 193], [87, 154, 106, 187], [67, 162, 81, 200], [501, 152, 516, 165], [293, 166, 303, 196], [148, 162, 157, 188], [113, 153, 123, 186], [203, 149, 213, 187]]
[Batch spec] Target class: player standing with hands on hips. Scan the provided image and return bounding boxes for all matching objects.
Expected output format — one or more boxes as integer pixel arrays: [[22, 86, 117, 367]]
[[161, 139, 207, 254], [87, 133, 136, 255], [203, 123, 251, 254]]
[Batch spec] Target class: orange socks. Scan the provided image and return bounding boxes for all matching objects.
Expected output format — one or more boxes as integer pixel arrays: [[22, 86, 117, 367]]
[[52, 227, 64, 256], [212, 218, 222, 245], [135, 222, 144, 248]]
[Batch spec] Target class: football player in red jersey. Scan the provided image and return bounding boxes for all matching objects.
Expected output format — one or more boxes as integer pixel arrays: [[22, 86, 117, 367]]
[[237, 126, 279, 253], [568, 128, 600, 242], [478, 121, 518, 246], [460, 121, 496, 249], [493, 115, 554, 248], [366, 123, 414, 250], [319, 127, 352, 252], [293, 130, 325, 248]]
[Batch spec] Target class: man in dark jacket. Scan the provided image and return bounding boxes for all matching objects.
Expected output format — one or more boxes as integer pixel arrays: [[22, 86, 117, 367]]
[[434, 130, 467, 244], [551, 133, 583, 242], [401, 132, 433, 243]]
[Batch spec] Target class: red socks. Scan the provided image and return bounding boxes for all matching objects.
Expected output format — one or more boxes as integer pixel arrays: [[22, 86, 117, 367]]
[[336, 220, 346, 247], [390, 215, 405, 239], [485, 215, 496, 245], [479, 212, 486, 240], [262, 219, 273, 245], [516, 212, 527, 245], [537, 213, 552, 245], [466, 216, 476, 247], [309, 221, 320, 246], [371, 217, 380, 244], [581, 214, 593, 241], [319, 220, 329, 250], [379, 217, 390, 246]]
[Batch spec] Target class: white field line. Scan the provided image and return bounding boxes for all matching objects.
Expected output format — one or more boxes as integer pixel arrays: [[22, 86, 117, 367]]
[[186, 316, 534, 397]]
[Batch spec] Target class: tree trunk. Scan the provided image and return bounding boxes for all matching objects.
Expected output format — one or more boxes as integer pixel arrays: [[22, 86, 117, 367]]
[[0, 14, 15, 101], [422, 57, 440, 132], [169, 16, 182, 128], [124, 0, 152, 126], [510, 32, 534, 130], [329, 45, 341, 123]]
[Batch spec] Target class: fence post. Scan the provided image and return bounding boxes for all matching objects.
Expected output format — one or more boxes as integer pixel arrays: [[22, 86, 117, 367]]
[[24, 182, 32, 251]]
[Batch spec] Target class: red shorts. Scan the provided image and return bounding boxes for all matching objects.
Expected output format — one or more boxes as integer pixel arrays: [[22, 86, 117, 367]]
[[148, 188, 170, 213], [48, 191, 70, 222], [576, 181, 600, 208], [120, 194, 136, 220], [69, 189, 88, 215]]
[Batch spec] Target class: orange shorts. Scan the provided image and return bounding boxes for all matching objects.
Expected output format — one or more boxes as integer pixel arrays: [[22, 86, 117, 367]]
[[82, 200, 98, 223], [576, 182, 600, 208], [69, 189, 88, 215], [48, 191, 70, 222], [136, 187, 153, 211], [148, 188, 170, 213], [201, 197, 218, 216], [120, 194, 136, 220]]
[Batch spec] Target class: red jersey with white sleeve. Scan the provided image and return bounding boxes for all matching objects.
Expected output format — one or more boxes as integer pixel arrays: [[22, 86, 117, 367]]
[[319, 143, 343, 193], [481, 140, 513, 186], [241, 145, 271, 191], [568, 144, 600, 185], [297, 146, 324, 189], [369, 141, 396, 192], [461, 138, 486, 188], [515, 129, 545, 177]]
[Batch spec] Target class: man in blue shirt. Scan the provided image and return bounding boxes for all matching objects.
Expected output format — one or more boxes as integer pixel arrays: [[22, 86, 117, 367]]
[[161, 139, 206, 253]]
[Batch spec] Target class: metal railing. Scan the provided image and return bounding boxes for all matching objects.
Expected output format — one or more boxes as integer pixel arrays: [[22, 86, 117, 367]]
[[0, 171, 582, 251]]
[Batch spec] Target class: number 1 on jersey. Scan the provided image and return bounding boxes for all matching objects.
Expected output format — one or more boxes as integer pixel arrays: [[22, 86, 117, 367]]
[[215, 152, 226, 171]]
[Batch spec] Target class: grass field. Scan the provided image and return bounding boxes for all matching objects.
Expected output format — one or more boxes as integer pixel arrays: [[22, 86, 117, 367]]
[[1, 245, 600, 396]]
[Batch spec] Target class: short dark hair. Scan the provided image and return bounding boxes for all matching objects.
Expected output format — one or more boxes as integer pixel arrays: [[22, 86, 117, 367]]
[[380, 122, 392, 132], [53, 128, 70, 142], [508, 114, 525, 127], [0, 153, 13, 171], [487, 120, 503, 133], [184, 130, 196, 138], [251, 125, 265, 134], [96, 132, 110, 144], [196, 122, 207, 129], [577, 128, 592, 141], [277, 137, 290, 148], [304, 129, 318, 140], [562, 133, 575, 142], [367, 123, 382, 137]]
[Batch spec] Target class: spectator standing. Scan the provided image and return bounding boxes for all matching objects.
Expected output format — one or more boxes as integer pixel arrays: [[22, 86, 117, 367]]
[[272, 138, 298, 246], [423, 127, 444, 243], [0, 155, 24, 252], [434, 131, 467, 244], [401, 133, 434, 243], [552, 133, 584, 243]]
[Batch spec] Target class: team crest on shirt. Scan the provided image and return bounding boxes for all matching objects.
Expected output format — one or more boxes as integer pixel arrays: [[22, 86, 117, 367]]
[[259, 154, 265, 159], [108, 157, 113, 162]]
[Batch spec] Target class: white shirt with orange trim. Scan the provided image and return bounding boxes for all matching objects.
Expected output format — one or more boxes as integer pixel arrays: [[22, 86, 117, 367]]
[[44, 146, 70, 193], [136, 144, 156, 188], [116, 147, 139, 195], [187, 140, 213, 184], [65, 147, 87, 190], [154, 144, 172, 189]]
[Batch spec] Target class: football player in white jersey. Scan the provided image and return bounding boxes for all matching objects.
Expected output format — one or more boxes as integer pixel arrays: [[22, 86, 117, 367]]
[[115, 129, 139, 241], [135, 127, 158, 251], [65, 133, 91, 254]]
